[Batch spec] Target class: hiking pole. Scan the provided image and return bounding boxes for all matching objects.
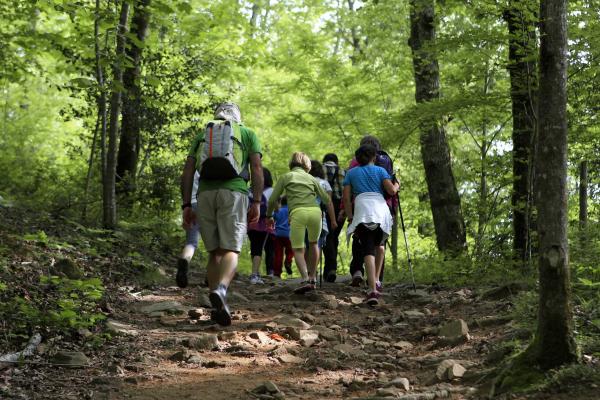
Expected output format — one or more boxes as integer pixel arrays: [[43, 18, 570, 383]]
[[397, 189, 416, 291], [319, 211, 324, 288]]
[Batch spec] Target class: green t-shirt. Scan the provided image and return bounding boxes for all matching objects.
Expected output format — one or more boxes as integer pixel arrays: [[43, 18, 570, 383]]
[[188, 123, 262, 194]]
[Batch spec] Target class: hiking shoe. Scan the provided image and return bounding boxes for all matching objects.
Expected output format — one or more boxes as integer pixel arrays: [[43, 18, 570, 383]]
[[209, 284, 231, 326], [249, 274, 264, 285], [284, 262, 293, 275], [176, 258, 189, 288], [325, 271, 337, 283], [364, 291, 381, 306], [350, 272, 363, 287], [376, 281, 383, 292], [294, 280, 316, 295]]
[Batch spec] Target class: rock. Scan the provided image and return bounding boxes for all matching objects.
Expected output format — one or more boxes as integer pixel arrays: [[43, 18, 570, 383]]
[[264, 381, 280, 394], [404, 310, 426, 319], [187, 355, 204, 365], [140, 301, 185, 315], [160, 316, 178, 326], [277, 354, 304, 364], [249, 331, 270, 344], [333, 343, 366, 358], [188, 308, 206, 319], [438, 319, 469, 341], [197, 293, 212, 308], [393, 341, 413, 351], [274, 315, 310, 330], [230, 291, 250, 303], [312, 325, 338, 341], [51, 258, 83, 279], [169, 350, 192, 362], [377, 387, 401, 397], [149, 311, 165, 318], [50, 351, 89, 368], [349, 296, 363, 305], [447, 363, 466, 379], [185, 334, 219, 350], [387, 377, 410, 391], [299, 330, 319, 347], [480, 282, 528, 300], [436, 359, 466, 381], [219, 332, 238, 341]]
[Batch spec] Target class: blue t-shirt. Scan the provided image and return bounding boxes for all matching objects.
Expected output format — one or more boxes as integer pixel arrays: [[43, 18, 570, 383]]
[[343, 164, 391, 196], [273, 205, 290, 238]]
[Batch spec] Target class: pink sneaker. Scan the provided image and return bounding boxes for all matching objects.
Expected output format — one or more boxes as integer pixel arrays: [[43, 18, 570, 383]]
[[376, 281, 383, 292], [364, 291, 381, 306], [294, 280, 316, 295]]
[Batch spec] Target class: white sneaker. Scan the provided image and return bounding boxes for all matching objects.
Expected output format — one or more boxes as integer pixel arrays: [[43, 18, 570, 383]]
[[249, 274, 264, 285]]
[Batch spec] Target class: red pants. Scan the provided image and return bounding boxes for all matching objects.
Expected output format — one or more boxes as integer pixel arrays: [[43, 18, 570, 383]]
[[273, 236, 293, 276]]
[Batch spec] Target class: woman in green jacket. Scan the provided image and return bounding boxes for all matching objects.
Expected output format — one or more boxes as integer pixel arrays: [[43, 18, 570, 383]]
[[267, 152, 337, 294]]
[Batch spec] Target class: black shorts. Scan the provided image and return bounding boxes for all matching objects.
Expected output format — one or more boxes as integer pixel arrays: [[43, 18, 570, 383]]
[[248, 230, 269, 257], [354, 224, 385, 257]]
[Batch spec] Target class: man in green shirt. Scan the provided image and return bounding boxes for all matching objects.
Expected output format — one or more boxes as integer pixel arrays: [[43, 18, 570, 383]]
[[181, 102, 263, 326]]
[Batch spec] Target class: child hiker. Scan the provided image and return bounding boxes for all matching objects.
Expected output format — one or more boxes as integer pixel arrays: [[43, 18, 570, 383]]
[[266, 152, 337, 294], [343, 144, 398, 305], [272, 196, 294, 277]]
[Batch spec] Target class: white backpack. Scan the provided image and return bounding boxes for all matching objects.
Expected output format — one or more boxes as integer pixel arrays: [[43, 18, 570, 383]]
[[197, 120, 248, 180]]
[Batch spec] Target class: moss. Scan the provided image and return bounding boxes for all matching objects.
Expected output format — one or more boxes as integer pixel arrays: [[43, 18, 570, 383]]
[[491, 340, 547, 396]]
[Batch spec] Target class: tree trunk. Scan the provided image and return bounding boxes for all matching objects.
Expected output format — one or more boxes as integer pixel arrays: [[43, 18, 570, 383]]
[[531, 0, 577, 368], [504, 0, 538, 266], [103, 2, 130, 229], [408, 0, 466, 254], [579, 160, 588, 230], [116, 0, 150, 196], [84, 0, 107, 222]]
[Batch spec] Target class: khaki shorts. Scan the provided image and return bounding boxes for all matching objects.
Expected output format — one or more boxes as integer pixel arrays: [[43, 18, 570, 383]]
[[196, 189, 248, 253]]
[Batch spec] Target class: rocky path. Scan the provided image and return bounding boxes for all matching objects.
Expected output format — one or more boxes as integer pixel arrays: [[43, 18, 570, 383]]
[[4, 272, 524, 400], [98, 275, 517, 399]]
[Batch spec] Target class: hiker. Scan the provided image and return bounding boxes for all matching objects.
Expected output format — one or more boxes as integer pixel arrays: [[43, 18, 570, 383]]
[[181, 102, 263, 326], [248, 167, 275, 284], [266, 152, 337, 294], [343, 144, 398, 305], [272, 196, 294, 277], [345, 135, 398, 288], [308, 159, 332, 249], [176, 171, 201, 288], [322, 153, 345, 282]]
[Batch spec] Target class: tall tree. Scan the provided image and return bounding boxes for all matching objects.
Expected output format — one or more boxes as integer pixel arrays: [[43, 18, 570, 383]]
[[533, 0, 577, 368], [497, 0, 577, 390], [579, 160, 588, 230], [116, 0, 151, 196], [103, 2, 130, 229], [408, 0, 466, 253], [504, 0, 538, 266]]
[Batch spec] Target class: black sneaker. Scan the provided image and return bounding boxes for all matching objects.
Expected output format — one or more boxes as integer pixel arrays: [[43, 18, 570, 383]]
[[176, 258, 189, 288], [284, 262, 293, 275], [325, 271, 337, 283], [209, 284, 232, 326]]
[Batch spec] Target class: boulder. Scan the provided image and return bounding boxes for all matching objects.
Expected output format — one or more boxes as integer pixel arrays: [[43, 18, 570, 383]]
[[274, 315, 311, 330], [436, 359, 467, 381], [50, 351, 89, 368], [438, 319, 470, 341], [105, 320, 139, 336], [299, 330, 319, 347], [387, 377, 410, 391], [51, 258, 83, 279], [277, 354, 304, 364], [184, 334, 219, 351], [393, 341, 413, 351], [140, 301, 185, 315]]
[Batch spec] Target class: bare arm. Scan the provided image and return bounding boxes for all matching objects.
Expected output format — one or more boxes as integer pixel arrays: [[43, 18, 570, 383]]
[[181, 157, 196, 228], [383, 179, 399, 196], [248, 153, 263, 223], [342, 185, 353, 221]]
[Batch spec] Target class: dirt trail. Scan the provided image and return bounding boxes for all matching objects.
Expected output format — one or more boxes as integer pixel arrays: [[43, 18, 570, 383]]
[[64, 273, 513, 400]]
